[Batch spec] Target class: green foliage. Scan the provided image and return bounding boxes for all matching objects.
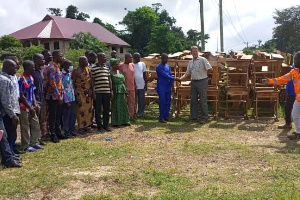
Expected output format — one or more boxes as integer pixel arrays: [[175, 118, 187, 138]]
[[147, 24, 177, 54], [157, 9, 176, 27], [0, 45, 43, 62], [47, 8, 63, 16], [23, 45, 44, 61], [120, 6, 159, 56], [120, 6, 210, 55], [242, 39, 278, 54], [66, 5, 89, 21], [69, 32, 108, 54], [93, 17, 118, 35], [186, 29, 210, 50], [64, 48, 86, 67], [273, 5, 300, 53], [81, 193, 112, 200], [0, 35, 22, 50]]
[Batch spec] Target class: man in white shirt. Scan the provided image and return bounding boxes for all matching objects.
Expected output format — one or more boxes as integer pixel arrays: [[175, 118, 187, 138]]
[[180, 46, 213, 124], [133, 53, 147, 117], [4, 56, 21, 154]]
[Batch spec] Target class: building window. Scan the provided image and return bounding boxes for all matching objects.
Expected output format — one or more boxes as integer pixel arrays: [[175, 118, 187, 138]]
[[112, 46, 117, 51], [120, 47, 124, 54], [44, 43, 50, 50], [54, 41, 60, 50]]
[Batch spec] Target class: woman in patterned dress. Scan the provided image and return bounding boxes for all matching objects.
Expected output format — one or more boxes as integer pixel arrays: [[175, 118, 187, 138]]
[[72, 56, 93, 133]]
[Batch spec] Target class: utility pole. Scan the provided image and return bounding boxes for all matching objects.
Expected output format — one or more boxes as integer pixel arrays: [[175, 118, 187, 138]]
[[219, 0, 224, 52], [244, 42, 249, 49], [199, 0, 205, 51]]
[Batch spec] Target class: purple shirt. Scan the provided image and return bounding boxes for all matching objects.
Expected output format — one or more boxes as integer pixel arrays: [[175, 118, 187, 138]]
[[61, 70, 75, 103]]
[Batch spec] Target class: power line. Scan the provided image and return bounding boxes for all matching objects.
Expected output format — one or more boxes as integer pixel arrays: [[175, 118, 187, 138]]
[[231, 0, 248, 41], [210, 0, 241, 44], [220, 0, 246, 43]]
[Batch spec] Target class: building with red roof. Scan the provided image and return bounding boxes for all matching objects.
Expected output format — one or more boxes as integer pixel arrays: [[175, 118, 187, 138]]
[[11, 15, 130, 56]]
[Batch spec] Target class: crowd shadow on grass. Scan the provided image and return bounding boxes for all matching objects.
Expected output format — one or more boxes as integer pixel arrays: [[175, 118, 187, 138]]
[[133, 115, 204, 134], [208, 119, 276, 132], [251, 128, 300, 155]]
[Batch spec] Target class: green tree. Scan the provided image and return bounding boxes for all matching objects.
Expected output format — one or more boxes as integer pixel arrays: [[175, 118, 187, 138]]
[[47, 8, 63, 16], [66, 5, 78, 19], [66, 5, 89, 21], [93, 17, 117, 34], [273, 5, 300, 53], [23, 45, 44, 60], [120, 6, 159, 56], [147, 24, 177, 54], [186, 29, 209, 50], [69, 32, 108, 53], [76, 12, 90, 21], [93, 17, 105, 26], [64, 48, 86, 67], [0, 35, 22, 50], [0, 45, 44, 61], [158, 9, 176, 27]]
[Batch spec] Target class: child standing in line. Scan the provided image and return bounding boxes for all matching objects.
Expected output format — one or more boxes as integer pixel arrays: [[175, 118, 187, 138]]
[[19, 60, 43, 152]]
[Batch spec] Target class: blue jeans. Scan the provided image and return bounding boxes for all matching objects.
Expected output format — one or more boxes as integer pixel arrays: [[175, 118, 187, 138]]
[[62, 101, 76, 136], [0, 115, 15, 165], [158, 91, 171, 120], [136, 89, 145, 117]]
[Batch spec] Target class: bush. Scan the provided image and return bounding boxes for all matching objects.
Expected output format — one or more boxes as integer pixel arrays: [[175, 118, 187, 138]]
[[64, 48, 86, 67], [70, 32, 108, 54], [23, 45, 44, 60], [0, 45, 44, 62], [0, 35, 22, 50]]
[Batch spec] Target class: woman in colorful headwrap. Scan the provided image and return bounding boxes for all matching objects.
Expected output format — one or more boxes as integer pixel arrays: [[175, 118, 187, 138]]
[[110, 58, 130, 126]]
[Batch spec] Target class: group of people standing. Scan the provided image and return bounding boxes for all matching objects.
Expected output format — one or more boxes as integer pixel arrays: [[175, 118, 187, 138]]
[[0, 45, 216, 168], [0, 49, 148, 168]]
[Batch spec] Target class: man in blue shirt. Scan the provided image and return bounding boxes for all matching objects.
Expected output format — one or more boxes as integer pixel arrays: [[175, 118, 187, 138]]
[[156, 53, 180, 123], [278, 65, 295, 129]]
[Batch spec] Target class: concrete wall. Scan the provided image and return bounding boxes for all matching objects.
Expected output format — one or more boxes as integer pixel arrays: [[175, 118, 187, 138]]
[[107, 45, 127, 58], [23, 39, 128, 57]]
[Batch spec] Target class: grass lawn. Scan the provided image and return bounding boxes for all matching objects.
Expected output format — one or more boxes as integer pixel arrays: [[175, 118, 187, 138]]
[[0, 105, 300, 200], [0, 62, 296, 199]]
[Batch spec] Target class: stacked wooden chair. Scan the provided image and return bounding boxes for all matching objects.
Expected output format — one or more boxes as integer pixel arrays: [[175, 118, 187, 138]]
[[175, 60, 191, 116], [207, 61, 221, 118], [252, 60, 280, 120], [142, 58, 160, 105], [225, 60, 251, 119], [175, 60, 220, 118]]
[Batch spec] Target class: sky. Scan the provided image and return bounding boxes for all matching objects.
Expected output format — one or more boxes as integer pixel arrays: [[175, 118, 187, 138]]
[[0, 0, 298, 53]]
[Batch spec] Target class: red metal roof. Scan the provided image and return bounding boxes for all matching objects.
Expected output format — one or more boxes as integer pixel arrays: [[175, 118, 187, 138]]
[[11, 15, 130, 47]]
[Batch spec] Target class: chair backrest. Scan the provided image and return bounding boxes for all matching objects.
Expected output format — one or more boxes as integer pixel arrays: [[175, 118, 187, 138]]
[[208, 61, 220, 87], [252, 60, 278, 91], [226, 60, 250, 88], [141, 58, 160, 81], [176, 60, 190, 78]]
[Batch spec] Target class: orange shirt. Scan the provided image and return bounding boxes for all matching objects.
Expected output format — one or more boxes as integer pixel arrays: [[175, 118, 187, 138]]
[[119, 63, 135, 91], [268, 68, 300, 101]]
